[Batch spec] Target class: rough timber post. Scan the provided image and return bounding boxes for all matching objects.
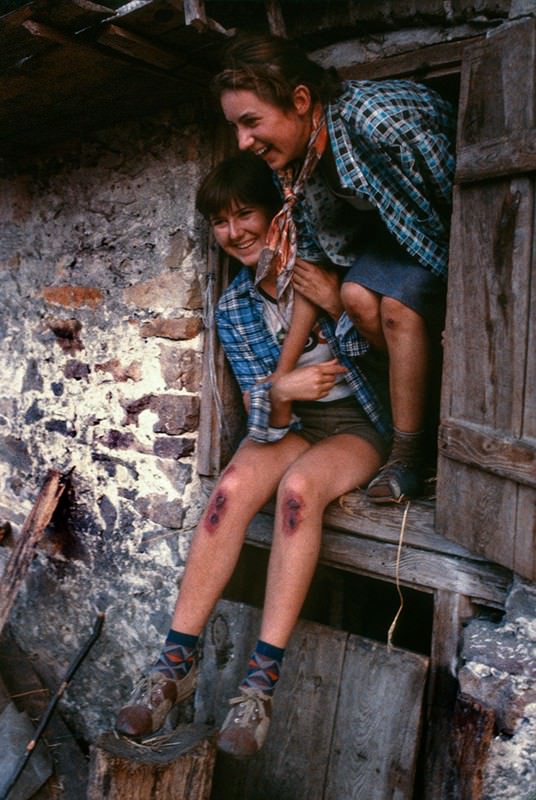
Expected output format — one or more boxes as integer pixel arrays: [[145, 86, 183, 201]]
[[87, 724, 216, 800]]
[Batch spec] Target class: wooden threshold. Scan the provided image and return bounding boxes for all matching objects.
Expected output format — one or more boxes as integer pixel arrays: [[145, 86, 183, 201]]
[[246, 492, 512, 610]]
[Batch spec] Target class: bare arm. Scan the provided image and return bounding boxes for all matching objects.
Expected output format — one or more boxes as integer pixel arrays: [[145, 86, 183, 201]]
[[292, 259, 343, 320], [269, 291, 318, 427]]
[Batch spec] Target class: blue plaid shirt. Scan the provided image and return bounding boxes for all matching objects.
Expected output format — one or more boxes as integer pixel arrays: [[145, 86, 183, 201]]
[[293, 80, 456, 277], [215, 267, 391, 442]]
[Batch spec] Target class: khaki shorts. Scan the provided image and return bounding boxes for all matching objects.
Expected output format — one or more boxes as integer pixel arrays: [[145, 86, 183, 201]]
[[293, 396, 390, 460]]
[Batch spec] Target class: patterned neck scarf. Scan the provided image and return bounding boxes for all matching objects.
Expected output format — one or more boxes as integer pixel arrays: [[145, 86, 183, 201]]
[[255, 108, 328, 313]]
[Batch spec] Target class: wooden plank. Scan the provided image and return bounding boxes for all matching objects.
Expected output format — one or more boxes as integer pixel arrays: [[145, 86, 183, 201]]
[[437, 170, 536, 576], [88, 724, 216, 800], [0, 470, 66, 634], [265, 0, 287, 38], [442, 178, 532, 433], [98, 22, 184, 70], [197, 245, 245, 476], [198, 601, 348, 800], [246, 513, 511, 608], [439, 419, 536, 488], [515, 488, 536, 580], [456, 19, 536, 179], [31, 0, 114, 33], [112, 0, 186, 36], [260, 490, 499, 563], [183, 0, 207, 27], [436, 459, 520, 575], [0, 13, 60, 72], [422, 591, 474, 800], [338, 38, 477, 81], [456, 132, 536, 183], [325, 635, 428, 800]]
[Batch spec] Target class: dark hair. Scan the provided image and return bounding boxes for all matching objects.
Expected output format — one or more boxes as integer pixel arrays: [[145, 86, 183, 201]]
[[212, 32, 341, 110], [196, 151, 282, 220]]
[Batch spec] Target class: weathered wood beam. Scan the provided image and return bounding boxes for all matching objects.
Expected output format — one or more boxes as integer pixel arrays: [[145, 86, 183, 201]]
[[183, 0, 206, 28], [448, 693, 496, 798], [0, 470, 66, 635], [338, 37, 480, 81], [246, 511, 511, 607], [23, 18, 71, 44], [439, 419, 536, 488], [98, 23, 183, 70], [31, 0, 114, 33], [265, 0, 287, 37], [455, 132, 536, 184], [183, 0, 231, 35], [423, 591, 474, 799]]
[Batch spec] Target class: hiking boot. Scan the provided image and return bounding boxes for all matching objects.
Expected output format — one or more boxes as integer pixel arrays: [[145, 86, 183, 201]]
[[366, 459, 424, 504], [115, 666, 197, 739], [216, 686, 272, 758]]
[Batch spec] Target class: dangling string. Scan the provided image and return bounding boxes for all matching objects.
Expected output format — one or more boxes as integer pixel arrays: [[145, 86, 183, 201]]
[[387, 501, 411, 651], [255, 107, 328, 315]]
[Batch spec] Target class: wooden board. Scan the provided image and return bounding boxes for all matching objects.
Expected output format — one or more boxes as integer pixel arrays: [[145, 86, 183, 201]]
[[245, 512, 511, 609], [437, 174, 536, 577], [196, 599, 428, 800], [455, 20, 536, 183], [436, 20, 536, 577], [324, 636, 428, 800]]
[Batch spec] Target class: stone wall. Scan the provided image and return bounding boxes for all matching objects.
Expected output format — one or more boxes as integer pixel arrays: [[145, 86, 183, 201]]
[[459, 578, 536, 799], [0, 110, 212, 740], [0, 4, 535, 796]]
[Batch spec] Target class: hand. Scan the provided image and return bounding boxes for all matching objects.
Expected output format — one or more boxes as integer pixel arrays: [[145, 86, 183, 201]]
[[271, 358, 348, 404], [292, 260, 343, 320]]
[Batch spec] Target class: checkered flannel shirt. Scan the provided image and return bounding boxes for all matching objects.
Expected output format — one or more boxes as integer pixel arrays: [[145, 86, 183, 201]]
[[215, 267, 391, 443], [295, 79, 456, 277]]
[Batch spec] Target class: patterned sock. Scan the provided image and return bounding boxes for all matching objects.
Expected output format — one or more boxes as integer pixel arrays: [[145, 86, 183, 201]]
[[152, 629, 199, 680], [240, 639, 285, 696]]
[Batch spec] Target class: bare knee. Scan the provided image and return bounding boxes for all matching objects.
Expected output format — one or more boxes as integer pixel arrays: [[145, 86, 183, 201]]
[[341, 283, 382, 340], [276, 471, 317, 536], [381, 297, 424, 335], [201, 464, 245, 534]]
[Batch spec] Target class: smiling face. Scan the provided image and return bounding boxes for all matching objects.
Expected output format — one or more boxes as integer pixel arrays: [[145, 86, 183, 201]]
[[210, 201, 272, 269], [220, 88, 313, 171]]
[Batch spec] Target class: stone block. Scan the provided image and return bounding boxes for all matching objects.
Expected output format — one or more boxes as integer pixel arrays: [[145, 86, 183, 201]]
[[140, 317, 203, 341], [151, 394, 200, 435]]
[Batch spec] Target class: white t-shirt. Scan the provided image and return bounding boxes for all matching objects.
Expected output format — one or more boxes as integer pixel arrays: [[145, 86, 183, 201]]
[[260, 289, 352, 402]]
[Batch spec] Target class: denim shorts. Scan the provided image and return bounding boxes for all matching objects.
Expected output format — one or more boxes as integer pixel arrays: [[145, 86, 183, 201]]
[[293, 396, 390, 459]]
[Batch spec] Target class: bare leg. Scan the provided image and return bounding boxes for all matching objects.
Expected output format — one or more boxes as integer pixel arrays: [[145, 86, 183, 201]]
[[259, 434, 382, 647], [170, 433, 310, 635], [380, 296, 431, 432], [341, 283, 431, 432]]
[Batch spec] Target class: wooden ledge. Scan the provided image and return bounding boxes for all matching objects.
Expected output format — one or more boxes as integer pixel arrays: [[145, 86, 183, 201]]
[[246, 492, 512, 610]]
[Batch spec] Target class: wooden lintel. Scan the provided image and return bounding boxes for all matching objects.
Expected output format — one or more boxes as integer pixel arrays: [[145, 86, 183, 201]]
[[439, 419, 536, 488], [339, 37, 481, 81], [98, 23, 182, 71]]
